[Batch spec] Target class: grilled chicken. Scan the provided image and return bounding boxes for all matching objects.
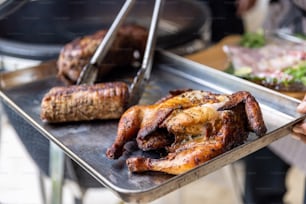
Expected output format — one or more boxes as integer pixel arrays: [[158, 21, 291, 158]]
[[40, 82, 129, 123], [57, 24, 148, 84], [106, 90, 267, 175]]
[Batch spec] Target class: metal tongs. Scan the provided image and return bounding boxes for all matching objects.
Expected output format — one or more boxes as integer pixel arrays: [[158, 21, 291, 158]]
[[77, 0, 164, 106]]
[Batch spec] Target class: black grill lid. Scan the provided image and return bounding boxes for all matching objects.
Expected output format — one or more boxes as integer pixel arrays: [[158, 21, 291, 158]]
[[0, 0, 210, 60]]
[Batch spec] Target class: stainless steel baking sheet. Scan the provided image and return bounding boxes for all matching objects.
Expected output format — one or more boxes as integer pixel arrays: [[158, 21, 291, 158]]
[[1, 50, 305, 203]]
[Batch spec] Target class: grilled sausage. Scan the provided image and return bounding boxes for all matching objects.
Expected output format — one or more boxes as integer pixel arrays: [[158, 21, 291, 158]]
[[40, 82, 129, 123], [57, 24, 148, 84]]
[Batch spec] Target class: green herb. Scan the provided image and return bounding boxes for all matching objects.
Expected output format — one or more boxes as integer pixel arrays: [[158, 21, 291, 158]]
[[295, 33, 306, 40], [283, 61, 306, 86], [239, 30, 266, 48], [224, 63, 235, 74]]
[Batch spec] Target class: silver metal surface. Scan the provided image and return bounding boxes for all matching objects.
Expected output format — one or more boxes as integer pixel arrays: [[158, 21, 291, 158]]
[[0, 103, 2, 154], [0, 0, 28, 20], [129, 0, 163, 106], [49, 142, 65, 204], [0, 50, 305, 203], [275, 29, 306, 44], [76, 0, 136, 85]]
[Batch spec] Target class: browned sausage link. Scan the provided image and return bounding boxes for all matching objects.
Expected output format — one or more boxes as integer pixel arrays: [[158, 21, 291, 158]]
[[40, 82, 129, 123], [57, 25, 148, 85]]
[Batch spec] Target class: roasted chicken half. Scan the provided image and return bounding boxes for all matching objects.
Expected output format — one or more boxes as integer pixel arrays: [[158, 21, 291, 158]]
[[106, 90, 267, 175]]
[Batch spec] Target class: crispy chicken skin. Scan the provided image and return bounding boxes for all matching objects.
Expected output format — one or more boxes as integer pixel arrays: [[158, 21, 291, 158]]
[[127, 143, 224, 175], [219, 90, 267, 136], [106, 90, 267, 175], [57, 24, 148, 84], [127, 106, 249, 175], [107, 90, 224, 159]]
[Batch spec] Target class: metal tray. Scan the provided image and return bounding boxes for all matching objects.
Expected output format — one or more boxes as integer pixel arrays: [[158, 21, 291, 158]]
[[1, 51, 305, 203]]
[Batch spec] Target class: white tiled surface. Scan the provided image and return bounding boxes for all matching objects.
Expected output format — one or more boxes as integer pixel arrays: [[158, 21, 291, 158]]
[[0, 109, 305, 204]]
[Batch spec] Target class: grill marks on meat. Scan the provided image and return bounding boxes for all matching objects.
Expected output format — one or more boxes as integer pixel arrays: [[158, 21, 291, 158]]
[[57, 25, 148, 84], [40, 82, 129, 123], [106, 90, 267, 175]]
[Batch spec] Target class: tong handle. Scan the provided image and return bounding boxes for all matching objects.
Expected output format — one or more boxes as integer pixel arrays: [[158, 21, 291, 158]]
[[129, 0, 164, 106], [77, 0, 136, 85], [90, 0, 136, 66]]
